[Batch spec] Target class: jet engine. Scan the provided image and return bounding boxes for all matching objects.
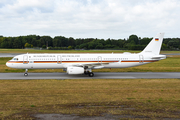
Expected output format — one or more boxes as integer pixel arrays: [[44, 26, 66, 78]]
[[67, 67, 84, 74]]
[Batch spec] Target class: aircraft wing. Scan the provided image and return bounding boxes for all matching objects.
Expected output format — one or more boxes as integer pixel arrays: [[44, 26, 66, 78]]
[[73, 62, 109, 68], [63, 61, 118, 69]]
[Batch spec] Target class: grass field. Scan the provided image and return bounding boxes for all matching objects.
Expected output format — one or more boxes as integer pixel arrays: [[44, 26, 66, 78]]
[[0, 79, 180, 119]]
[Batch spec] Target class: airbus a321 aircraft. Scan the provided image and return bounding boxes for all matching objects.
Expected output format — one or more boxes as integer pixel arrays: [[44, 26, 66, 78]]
[[6, 33, 166, 77]]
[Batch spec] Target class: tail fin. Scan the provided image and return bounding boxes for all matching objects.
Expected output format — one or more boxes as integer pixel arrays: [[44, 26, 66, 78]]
[[140, 33, 164, 55]]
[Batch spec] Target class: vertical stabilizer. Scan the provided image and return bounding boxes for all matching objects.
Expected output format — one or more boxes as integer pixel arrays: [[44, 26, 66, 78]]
[[140, 33, 164, 55]]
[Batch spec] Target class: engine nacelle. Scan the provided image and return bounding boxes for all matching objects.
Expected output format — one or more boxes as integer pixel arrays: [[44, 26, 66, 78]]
[[67, 67, 84, 74]]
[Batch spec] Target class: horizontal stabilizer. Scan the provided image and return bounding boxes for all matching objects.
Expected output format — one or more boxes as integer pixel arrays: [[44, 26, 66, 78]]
[[151, 55, 166, 59]]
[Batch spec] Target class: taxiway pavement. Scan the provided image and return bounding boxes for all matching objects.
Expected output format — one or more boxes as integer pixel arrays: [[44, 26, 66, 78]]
[[0, 53, 20, 57], [0, 72, 180, 80]]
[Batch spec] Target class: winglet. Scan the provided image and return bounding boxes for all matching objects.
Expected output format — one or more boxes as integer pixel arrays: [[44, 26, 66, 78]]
[[140, 33, 164, 55]]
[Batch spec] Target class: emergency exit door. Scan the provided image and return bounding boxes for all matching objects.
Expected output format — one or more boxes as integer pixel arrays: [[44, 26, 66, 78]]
[[57, 55, 62, 64]]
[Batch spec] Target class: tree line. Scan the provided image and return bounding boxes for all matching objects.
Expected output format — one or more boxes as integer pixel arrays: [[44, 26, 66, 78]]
[[0, 35, 179, 50]]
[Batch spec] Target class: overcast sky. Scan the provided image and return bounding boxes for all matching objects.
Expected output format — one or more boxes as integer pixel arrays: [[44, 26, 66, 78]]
[[0, 0, 180, 39]]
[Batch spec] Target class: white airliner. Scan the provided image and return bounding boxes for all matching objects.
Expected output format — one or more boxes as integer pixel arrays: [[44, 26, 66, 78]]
[[6, 33, 166, 77]]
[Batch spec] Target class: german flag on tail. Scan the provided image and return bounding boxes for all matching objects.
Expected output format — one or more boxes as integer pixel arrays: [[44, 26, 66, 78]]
[[155, 38, 159, 41]]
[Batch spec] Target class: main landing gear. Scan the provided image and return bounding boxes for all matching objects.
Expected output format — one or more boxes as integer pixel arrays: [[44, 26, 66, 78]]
[[84, 69, 94, 77], [24, 69, 28, 76], [88, 72, 94, 77]]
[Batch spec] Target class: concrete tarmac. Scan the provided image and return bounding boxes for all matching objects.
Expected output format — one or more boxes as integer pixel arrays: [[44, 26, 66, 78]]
[[0, 53, 20, 57], [0, 72, 180, 80]]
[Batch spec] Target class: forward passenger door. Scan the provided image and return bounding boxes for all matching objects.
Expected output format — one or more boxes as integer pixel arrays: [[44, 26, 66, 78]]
[[23, 55, 28, 64]]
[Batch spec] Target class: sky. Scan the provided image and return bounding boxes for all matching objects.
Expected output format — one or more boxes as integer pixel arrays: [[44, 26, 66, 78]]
[[0, 0, 180, 39]]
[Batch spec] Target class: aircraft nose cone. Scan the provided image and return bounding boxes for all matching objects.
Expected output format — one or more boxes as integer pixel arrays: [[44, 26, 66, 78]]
[[6, 62, 9, 67], [6, 61, 11, 67], [6, 61, 16, 68]]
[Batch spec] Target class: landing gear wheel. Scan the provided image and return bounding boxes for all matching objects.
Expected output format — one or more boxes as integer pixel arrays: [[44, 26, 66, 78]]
[[89, 72, 94, 77], [24, 73, 28, 76]]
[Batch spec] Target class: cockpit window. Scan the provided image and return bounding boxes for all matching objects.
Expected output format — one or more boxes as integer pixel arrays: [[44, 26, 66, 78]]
[[13, 58, 18, 61]]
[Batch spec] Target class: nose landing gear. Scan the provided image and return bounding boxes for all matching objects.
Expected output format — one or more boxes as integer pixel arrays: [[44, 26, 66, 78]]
[[24, 69, 28, 76]]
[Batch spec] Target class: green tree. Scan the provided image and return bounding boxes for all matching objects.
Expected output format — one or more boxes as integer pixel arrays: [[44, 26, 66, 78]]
[[162, 43, 168, 50], [75, 38, 83, 46], [117, 39, 124, 48], [95, 43, 104, 49], [68, 46, 72, 49], [53, 37, 59, 47], [42, 45, 46, 49], [105, 38, 111, 45], [140, 37, 151, 45], [31, 37, 37, 47], [1, 37, 12, 48], [24, 43, 33, 48], [40, 36, 53, 48], [0, 37, 3, 47], [167, 39, 179, 49], [53, 36, 68, 47], [128, 35, 139, 45], [68, 37, 75, 47], [104, 44, 113, 49], [13, 37, 22, 48], [79, 43, 87, 49], [88, 42, 95, 49]]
